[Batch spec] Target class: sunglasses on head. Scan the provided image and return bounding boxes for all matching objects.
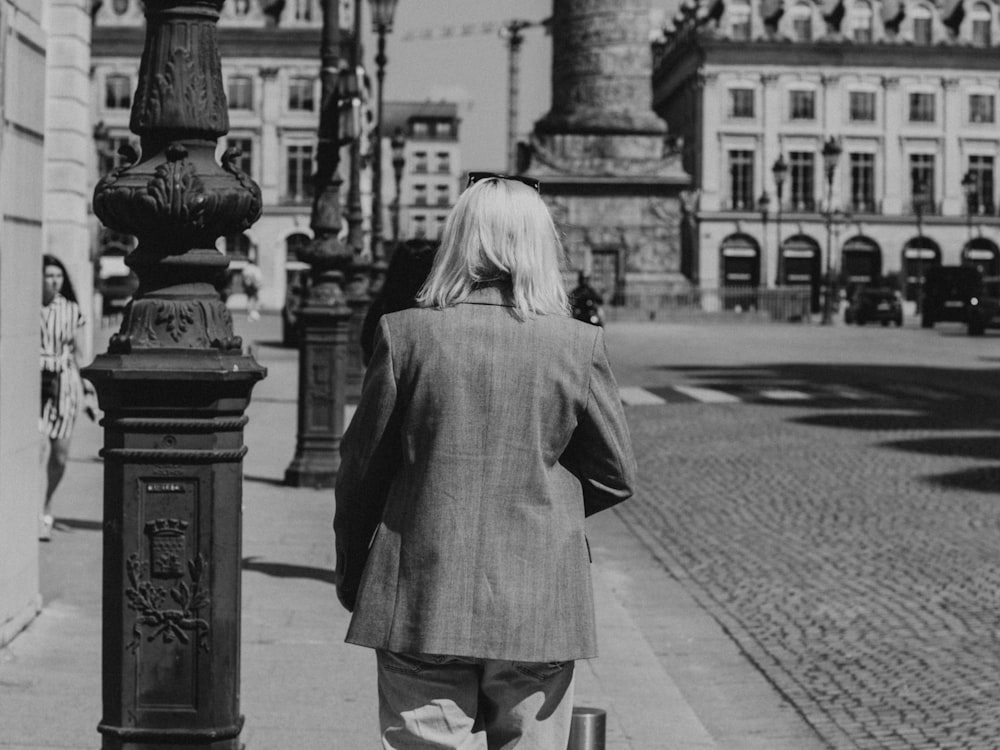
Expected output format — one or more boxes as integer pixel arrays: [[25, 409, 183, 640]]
[[466, 172, 541, 193]]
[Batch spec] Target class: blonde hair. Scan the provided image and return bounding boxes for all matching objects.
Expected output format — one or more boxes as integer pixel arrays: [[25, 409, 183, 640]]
[[415, 177, 569, 319]]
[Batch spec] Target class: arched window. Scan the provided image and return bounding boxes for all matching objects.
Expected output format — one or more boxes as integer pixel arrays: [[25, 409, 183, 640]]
[[729, 0, 752, 40], [851, 0, 874, 41], [233, 0, 250, 15], [971, 2, 992, 45], [286, 233, 311, 262], [112, 0, 128, 15], [912, 4, 933, 44], [792, 2, 814, 40]]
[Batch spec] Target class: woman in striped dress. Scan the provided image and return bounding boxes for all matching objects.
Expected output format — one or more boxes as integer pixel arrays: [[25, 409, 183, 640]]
[[40, 254, 92, 541]]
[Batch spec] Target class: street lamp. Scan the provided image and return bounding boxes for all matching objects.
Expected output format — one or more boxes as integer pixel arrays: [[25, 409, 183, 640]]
[[368, 0, 399, 263], [390, 127, 406, 243], [772, 155, 788, 286], [820, 136, 842, 325], [758, 190, 771, 290], [962, 170, 977, 239]]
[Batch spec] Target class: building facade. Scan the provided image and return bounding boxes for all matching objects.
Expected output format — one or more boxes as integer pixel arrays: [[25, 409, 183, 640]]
[[0, 0, 46, 646], [380, 100, 462, 245], [91, 0, 358, 312], [653, 0, 1000, 311]]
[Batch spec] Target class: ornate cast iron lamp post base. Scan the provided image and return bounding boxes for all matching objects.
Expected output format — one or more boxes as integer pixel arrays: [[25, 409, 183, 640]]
[[83, 0, 265, 747]]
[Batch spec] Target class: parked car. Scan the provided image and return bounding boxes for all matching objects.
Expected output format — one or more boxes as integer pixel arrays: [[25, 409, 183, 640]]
[[921, 265, 981, 328], [95, 248, 139, 316], [844, 287, 903, 327], [965, 275, 1000, 335]]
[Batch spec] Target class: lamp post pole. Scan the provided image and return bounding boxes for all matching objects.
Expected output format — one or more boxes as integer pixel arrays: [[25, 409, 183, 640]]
[[962, 170, 976, 241], [820, 137, 842, 326], [368, 0, 399, 263], [285, 0, 353, 487], [391, 128, 406, 242], [772, 155, 787, 286], [758, 190, 771, 292], [83, 0, 266, 746]]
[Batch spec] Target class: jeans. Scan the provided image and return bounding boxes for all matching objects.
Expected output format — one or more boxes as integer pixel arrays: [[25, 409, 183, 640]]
[[376, 650, 575, 750]]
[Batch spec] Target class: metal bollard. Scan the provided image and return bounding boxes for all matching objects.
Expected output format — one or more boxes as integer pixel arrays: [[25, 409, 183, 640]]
[[567, 706, 606, 750]]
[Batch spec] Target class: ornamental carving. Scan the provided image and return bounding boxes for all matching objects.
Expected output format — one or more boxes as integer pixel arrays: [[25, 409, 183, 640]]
[[94, 142, 262, 252], [110, 298, 242, 352], [125, 551, 210, 653]]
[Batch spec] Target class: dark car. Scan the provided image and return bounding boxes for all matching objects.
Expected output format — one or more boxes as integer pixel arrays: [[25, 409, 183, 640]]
[[844, 287, 903, 327], [966, 275, 1000, 335], [921, 265, 981, 328]]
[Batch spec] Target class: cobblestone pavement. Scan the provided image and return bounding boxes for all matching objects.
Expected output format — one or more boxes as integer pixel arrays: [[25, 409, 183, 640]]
[[607, 322, 1000, 750]]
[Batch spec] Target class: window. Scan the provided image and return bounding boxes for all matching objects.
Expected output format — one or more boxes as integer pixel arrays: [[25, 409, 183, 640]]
[[413, 184, 427, 206], [286, 233, 310, 262], [970, 94, 995, 123], [412, 121, 430, 137], [224, 233, 252, 262], [968, 155, 995, 214], [434, 215, 447, 238], [294, 0, 312, 21], [729, 0, 751, 39], [435, 120, 456, 137], [909, 92, 935, 122], [972, 2, 992, 45], [413, 151, 428, 173], [850, 152, 876, 212], [286, 144, 314, 202], [233, 0, 250, 15], [112, 0, 128, 14], [792, 2, 813, 40], [105, 74, 132, 109], [728, 88, 755, 118], [288, 77, 315, 111], [851, 0, 874, 41], [435, 184, 450, 206], [909, 153, 936, 213], [727, 150, 754, 210], [790, 90, 816, 120], [228, 137, 253, 177], [412, 216, 427, 239], [912, 5, 933, 44], [228, 76, 253, 110], [436, 151, 451, 173], [789, 151, 816, 211], [849, 91, 876, 122]]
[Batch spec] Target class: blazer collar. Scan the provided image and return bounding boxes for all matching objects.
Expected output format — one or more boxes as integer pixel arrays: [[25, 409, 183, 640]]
[[460, 283, 515, 308]]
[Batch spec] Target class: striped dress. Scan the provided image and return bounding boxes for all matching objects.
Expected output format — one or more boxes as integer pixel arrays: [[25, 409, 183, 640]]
[[40, 294, 85, 440]]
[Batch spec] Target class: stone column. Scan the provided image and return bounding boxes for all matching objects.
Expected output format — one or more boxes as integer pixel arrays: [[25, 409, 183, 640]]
[[82, 1, 266, 747]]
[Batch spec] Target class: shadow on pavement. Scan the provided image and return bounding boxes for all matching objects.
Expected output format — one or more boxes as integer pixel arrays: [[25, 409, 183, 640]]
[[242, 556, 334, 585], [244, 474, 287, 487], [54, 518, 103, 532], [922, 465, 1000, 492]]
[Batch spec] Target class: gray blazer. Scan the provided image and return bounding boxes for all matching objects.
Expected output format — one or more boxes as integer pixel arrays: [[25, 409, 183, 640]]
[[334, 285, 637, 661]]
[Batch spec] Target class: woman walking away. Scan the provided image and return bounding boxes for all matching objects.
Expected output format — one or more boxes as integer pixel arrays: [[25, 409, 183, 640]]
[[334, 173, 637, 749], [40, 254, 94, 541]]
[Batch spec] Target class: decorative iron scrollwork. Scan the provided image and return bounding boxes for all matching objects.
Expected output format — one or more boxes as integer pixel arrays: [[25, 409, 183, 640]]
[[124, 551, 210, 653]]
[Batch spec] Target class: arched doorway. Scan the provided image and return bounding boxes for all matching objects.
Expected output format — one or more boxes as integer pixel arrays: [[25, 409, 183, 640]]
[[779, 234, 821, 312], [282, 232, 313, 346], [841, 236, 882, 295], [901, 236, 941, 303], [962, 238, 1000, 277], [720, 234, 760, 310]]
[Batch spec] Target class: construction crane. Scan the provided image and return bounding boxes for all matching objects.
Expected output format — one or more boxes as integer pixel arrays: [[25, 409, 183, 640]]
[[402, 18, 549, 172]]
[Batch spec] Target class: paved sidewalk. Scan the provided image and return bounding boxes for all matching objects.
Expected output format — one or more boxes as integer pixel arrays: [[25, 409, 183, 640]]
[[0, 316, 823, 749]]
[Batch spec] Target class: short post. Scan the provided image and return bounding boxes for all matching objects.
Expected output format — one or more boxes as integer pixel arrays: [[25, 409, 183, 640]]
[[83, 0, 266, 746], [567, 706, 607, 750]]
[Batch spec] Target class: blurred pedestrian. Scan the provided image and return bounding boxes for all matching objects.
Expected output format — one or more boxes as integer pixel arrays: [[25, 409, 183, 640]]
[[335, 173, 637, 749], [40, 254, 95, 541], [242, 261, 263, 321], [359, 238, 439, 366]]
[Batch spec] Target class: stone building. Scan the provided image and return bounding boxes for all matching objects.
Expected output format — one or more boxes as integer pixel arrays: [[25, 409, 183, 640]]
[[0, 0, 47, 647], [91, 0, 357, 312], [380, 100, 462, 244], [524, 0, 692, 305], [653, 0, 1000, 311]]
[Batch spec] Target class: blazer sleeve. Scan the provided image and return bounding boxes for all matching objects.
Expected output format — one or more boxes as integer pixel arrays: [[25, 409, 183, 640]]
[[334, 317, 401, 609], [561, 327, 638, 517]]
